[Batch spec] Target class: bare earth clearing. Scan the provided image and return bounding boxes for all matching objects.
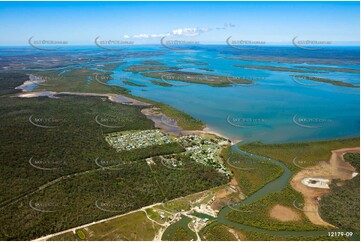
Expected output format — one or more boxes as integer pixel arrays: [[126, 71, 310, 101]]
[[269, 204, 301, 222], [291, 147, 359, 227]]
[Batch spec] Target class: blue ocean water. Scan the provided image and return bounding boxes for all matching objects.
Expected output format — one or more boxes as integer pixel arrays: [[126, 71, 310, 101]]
[[1, 45, 359, 143], [108, 46, 360, 143]]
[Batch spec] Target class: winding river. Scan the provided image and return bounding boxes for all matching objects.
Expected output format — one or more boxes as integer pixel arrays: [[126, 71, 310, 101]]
[[198, 144, 359, 241]]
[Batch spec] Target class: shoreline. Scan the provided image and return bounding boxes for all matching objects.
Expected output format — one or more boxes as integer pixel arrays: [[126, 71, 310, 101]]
[[182, 127, 241, 145], [15, 88, 237, 143], [14, 75, 236, 142]]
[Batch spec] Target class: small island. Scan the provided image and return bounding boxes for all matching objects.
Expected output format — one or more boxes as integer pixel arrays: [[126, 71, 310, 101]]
[[142, 71, 253, 87], [235, 65, 318, 73], [124, 65, 178, 73], [292, 75, 359, 88]]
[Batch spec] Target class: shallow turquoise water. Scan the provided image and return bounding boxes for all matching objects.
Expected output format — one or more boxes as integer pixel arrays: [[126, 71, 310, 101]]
[[3, 46, 358, 143], [110, 47, 360, 143]]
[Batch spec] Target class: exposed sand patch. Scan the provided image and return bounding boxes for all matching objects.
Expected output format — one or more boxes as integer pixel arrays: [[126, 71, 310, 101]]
[[227, 227, 246, 241], [269, 204, 301, 222], [16, 90, 150, 106], [141, 107, 183, 135], [18, 91, 57, 98], [301, 178, 331, 189], [210, 178, 245, 211], [15, 74, 48, 92], [182, 127, 238, 144], [290, 147, 359, 227]]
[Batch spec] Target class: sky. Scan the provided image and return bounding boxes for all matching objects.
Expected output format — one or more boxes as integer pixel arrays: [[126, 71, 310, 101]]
[[0, 1, 359, 46]]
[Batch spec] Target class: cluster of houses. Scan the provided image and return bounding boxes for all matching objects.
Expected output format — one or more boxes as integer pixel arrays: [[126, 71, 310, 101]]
[[175, 135, 231, 176], [105, 129, 172, 151], [104, 130, 231, 176], [175, 135, 206, 147]]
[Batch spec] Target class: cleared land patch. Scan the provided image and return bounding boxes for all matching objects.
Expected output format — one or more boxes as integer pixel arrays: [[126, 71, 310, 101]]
[[269, 204, 301, 222]]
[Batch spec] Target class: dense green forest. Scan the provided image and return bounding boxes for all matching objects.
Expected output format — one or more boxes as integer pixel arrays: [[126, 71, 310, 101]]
[[344, 153, 360, 171], [319, 153, 360, 232], [0, 72, 28, 96], [0, 73, 227, 240]]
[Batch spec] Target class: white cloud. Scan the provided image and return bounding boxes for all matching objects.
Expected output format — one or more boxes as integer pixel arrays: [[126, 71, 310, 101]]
[[171, 27, 211, 37], [125, 27, 211, 39]]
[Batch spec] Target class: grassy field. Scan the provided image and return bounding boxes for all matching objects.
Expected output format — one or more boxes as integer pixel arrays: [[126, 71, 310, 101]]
[[145, 207, 173, 224], [239, 138, 360, 172], [49, 211, 159, 241]]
